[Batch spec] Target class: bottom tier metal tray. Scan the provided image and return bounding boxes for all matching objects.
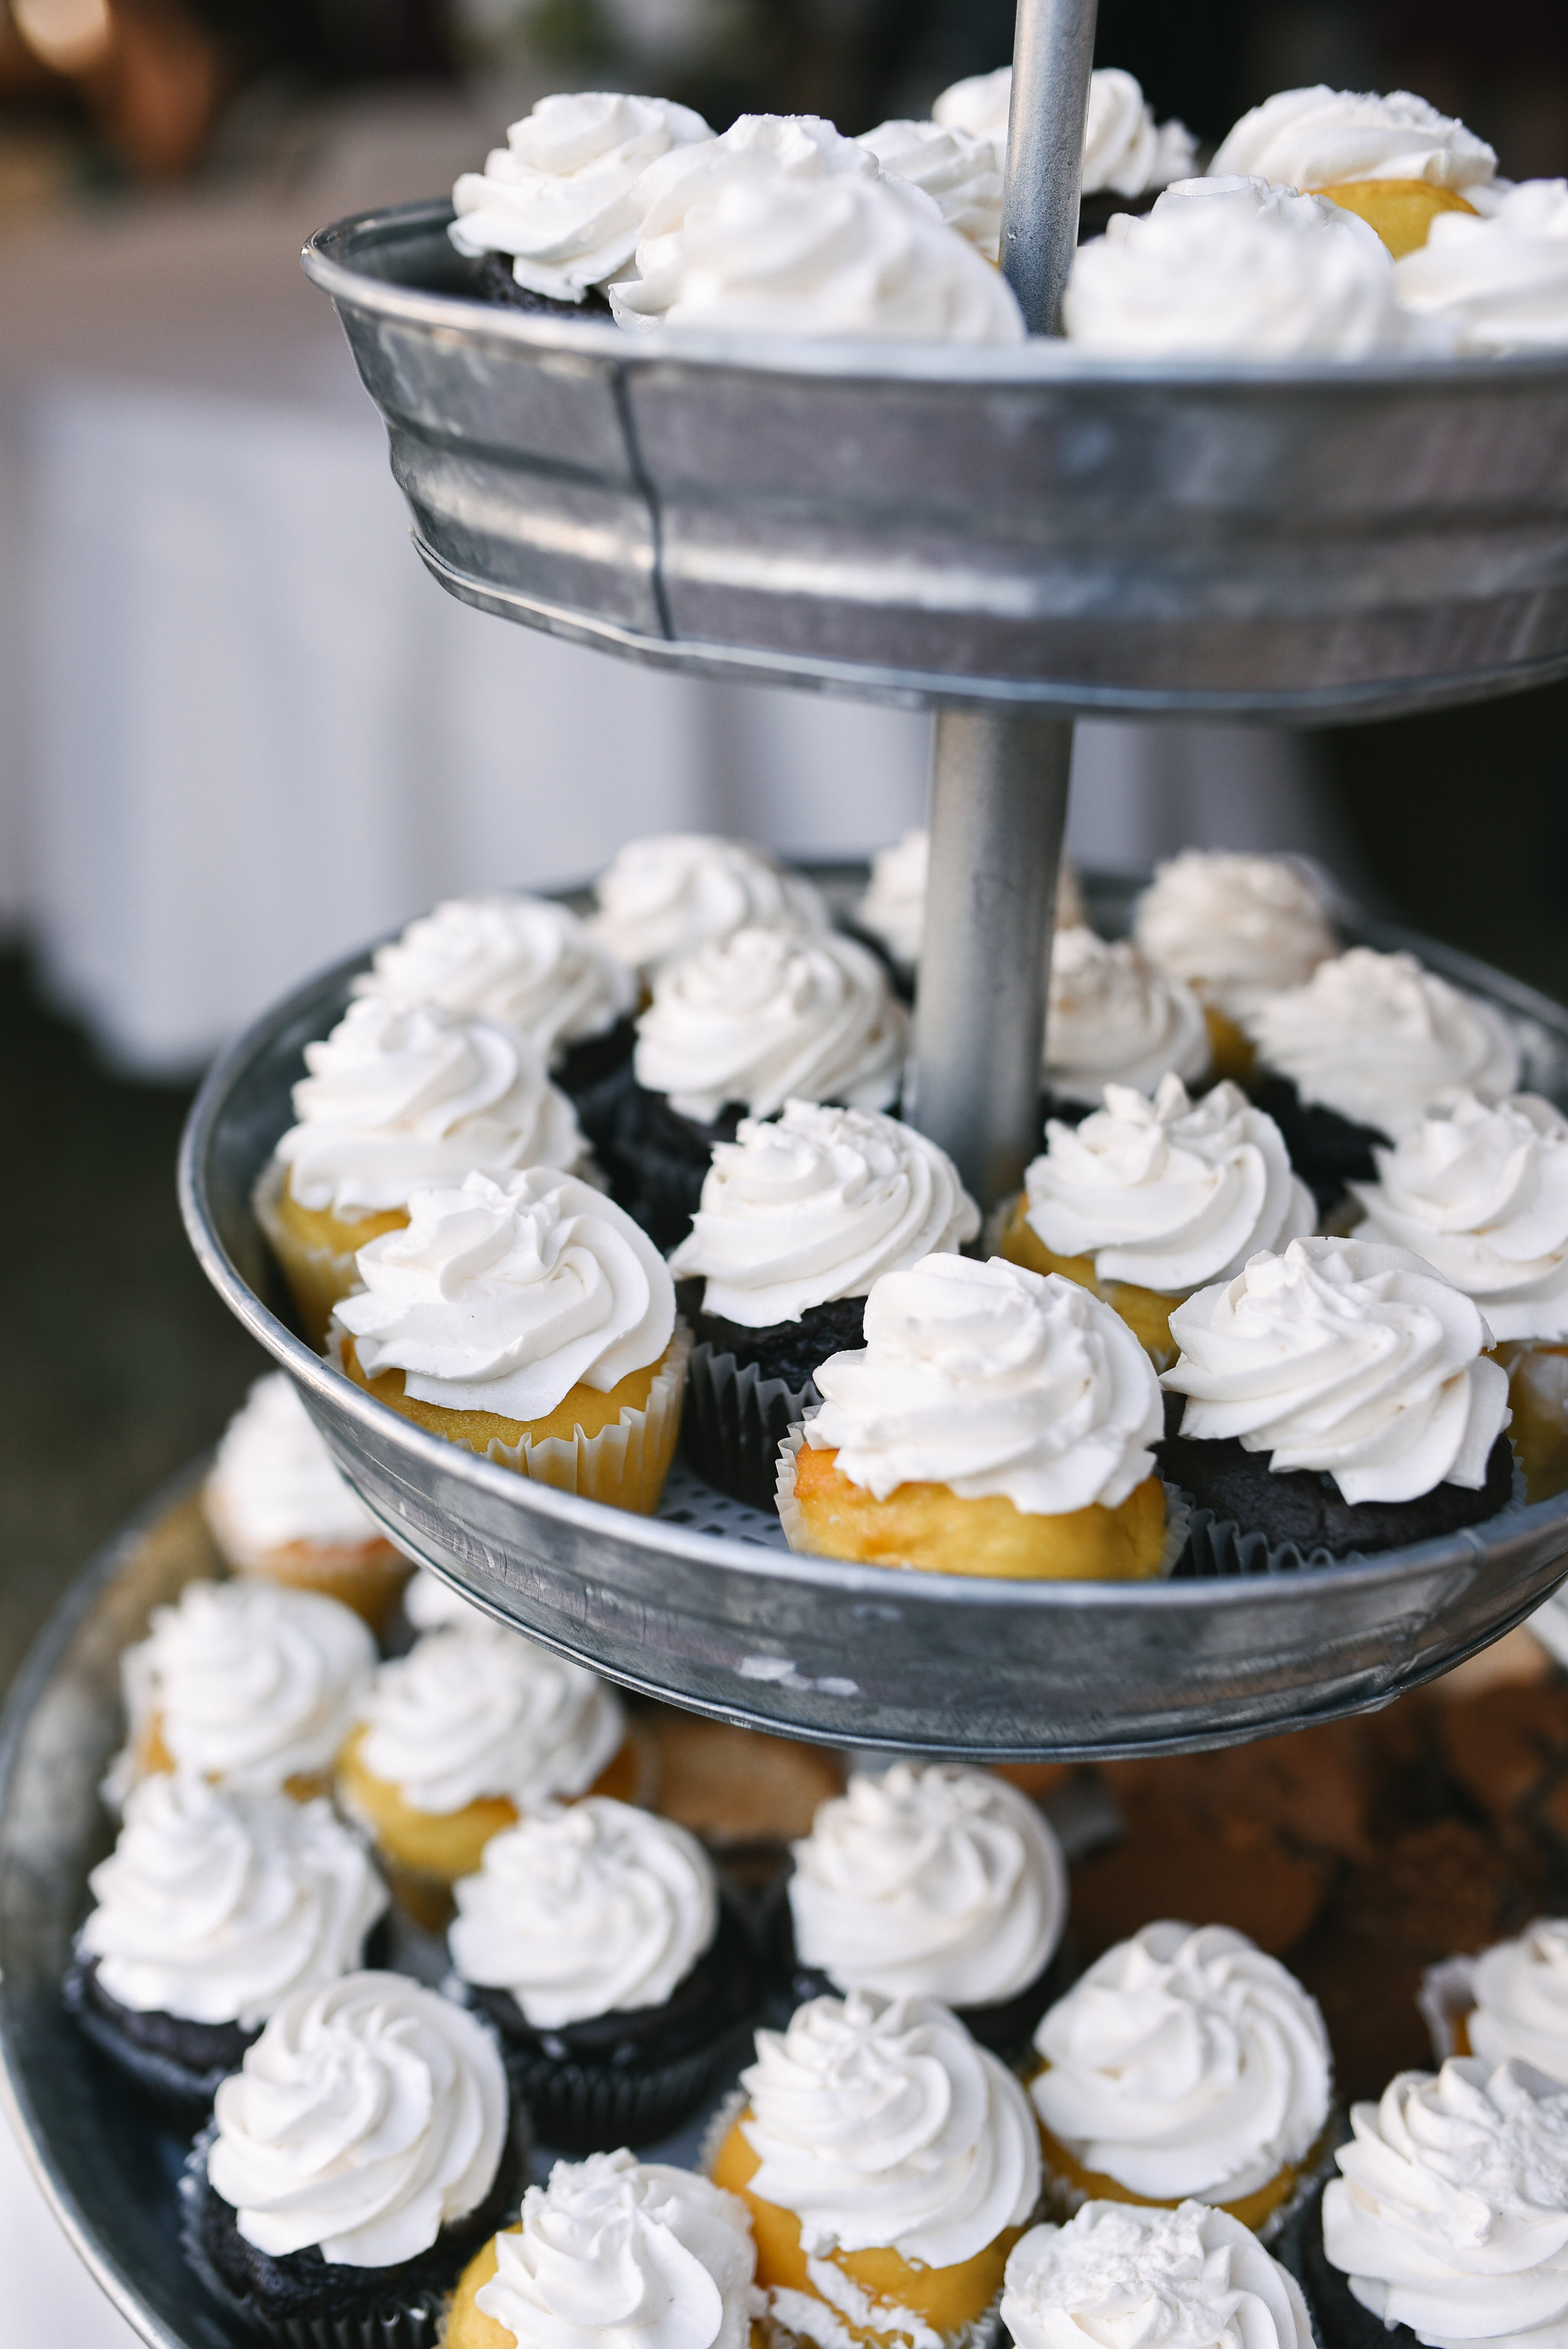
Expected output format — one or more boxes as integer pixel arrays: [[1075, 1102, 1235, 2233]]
[[180, 872, 1568, 1758]]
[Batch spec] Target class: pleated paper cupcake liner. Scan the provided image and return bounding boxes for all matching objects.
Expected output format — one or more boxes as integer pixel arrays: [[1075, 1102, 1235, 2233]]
[[253, 1159, 367, 1354], [682, 1342, 818, 1513], [64, 1956, 242, 2128], [1178, 1454, 1527, 1580], [495, 2016, 756, 2157]]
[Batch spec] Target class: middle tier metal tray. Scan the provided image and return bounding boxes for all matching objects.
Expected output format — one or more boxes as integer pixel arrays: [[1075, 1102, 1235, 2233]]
[[180, 873, 1568, 1759]]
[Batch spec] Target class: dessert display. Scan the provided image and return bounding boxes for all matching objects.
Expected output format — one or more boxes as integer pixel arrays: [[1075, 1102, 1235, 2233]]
[[1001, 2200, 1315, 2347], [1132, 851, 1338, 1084], [1043, 927, 1211, 1112], [204, 1372, 409, 1632]]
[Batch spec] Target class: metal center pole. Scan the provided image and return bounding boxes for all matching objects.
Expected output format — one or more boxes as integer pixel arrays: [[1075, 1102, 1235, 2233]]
[[907, 0, 1098, 1211]]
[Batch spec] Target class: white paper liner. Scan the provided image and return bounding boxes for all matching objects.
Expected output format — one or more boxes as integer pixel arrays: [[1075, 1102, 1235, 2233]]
[[1418, 1953, 1478, 2065], [254, 1156, 372, 1344], [775, 1421, 1190, 1579]]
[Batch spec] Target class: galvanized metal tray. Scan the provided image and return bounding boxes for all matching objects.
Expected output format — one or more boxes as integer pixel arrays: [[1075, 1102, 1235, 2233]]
[[178, 871, 1568, 1759], [302, 200, 1568, 724]]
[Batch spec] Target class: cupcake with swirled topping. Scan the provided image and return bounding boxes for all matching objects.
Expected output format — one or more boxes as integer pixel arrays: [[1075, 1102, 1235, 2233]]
[[668, 1101, 977, 1508], [106, 1577, 374, 1810], [1244, 946, 1521, 1214], [446, 2148, 760, 2349], [1001, 1076, 1315, 1371], [1002, 2201, 1315, 2349], [449, 1797, 756, 2150], [1030, 1923, 1334, 2238], [1210, 82, 1498, 256], [711, 1988, 1041, 2349], [1393, 178, 1568, 354], [933, 65, 1195, 238], [586, 833, 828, 989], [204, 1374, 409, 1634], [610, 927, 909, 1253], [336, 1620, 635, 1927], [779, 1253, 1174, 1582], [1421, 1918, 1568, 2083], [774, 1763, 1068, 2061], [183, 1971, 522, 2349], [1133, 851, 1338, 1084], [854, 827, 1083, 996], [256, 997, 587, 1348], [334, 1168, 689, 1514], [1305, 2058, 1568, 2347], [1044, 928, 1211, 1122], [1160, 1235, 1517, 1572], [66, 1772, 387, 2122]]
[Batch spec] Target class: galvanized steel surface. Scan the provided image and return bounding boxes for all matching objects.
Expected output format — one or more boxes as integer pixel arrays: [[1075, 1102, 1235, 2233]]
[[302, 201, 1568, 720], [1001, 0, 1098, 332]]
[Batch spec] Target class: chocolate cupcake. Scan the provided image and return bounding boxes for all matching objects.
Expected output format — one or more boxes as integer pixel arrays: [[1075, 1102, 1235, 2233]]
[[773, 1761, 1069, 2063], [449, 1796, 756, 2151], [1043, 926, 1210, 1128], [1004, 2201, 1315, 2349], [668, 1100, 976, 1507], [1160, 1235, 1517, 1572], [1132, 849, 1337, 1085], [609, 926, 909, 1253], [1243, 947, 1520, 1214], [181, 1971, 522, 2349], [67, 1772, 387, 2122]]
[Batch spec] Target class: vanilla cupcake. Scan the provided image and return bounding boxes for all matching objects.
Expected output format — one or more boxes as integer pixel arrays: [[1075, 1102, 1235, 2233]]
[[446, 2149, 759, 2349], [204, 1374, 408, 1632], [1044, 927, 1210, 1117], [1394, 178, 1568, 354], [334, 1168, 688, 1514], [67, 1772, 386, 2120], [185, 1972, 520, 2349], [257, 997, 586, 1347], [1161, 1235, 1517, 1570], [711, 1989, 1041, 2349], [1350, 1093, 1568, 1499], [1133, 851, 1337, 1083], [586, 832, 828, 987], [106, 1578, 374, 1809], [779, 1253, 1174, 1583], [1211, 81, 1498, 256], [1244, 946, 1521, 1212], [1001, 1076, 1315, 1369], [779, 1763, 1068, 2060], [1002, 2202, 1314, 2349], [1307, 2059, 1568, 2346], [613, 927, 909, 1252], [669, 1101, 978, 1508], [854, 826, 1084, 994], [1421, 1918, 1568, 2082], [1031, 1923, 1333, 2237], [449, 1797, 756, 2148], [933, 64, 1195, 237], [337, 1621, 632, 1926]]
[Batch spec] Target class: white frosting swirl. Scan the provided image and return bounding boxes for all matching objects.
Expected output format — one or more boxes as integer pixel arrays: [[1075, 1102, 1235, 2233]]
[[80, 1774, 386, 2029], [476, 2149, 758, 2349], [856, 829, 1083, 971], [354, 894, 635, 1067], [354, 1621, 624, 1816], [635, 929, 907, 1125], [741, 1989, 1041, 2267], [450, 1796, 716, 2027], [118, 1579, 374, 1795], [788, 1762, 1067, 2008], [1045, 928, 1211, 1107], [1063, 176, 1412, 359], [610, 116, 1024, 344], [856, 119, 1002, 260], [449, 91, 712, 299], [931, 66, 1195, 194], [1244, 946, 1521, 1135], [403, 1568, 485, 1631], [587, 834, 827, 983], [1024, 1076, 1315, 1295], [667, 1100, 978, 1328], [1164, 1234, 1511, 1505], [1001, 2201, 1315, 2349], [1321, 2059, 1568, 2341], [1132, 851, 1336, 1022], [1468, 1922, 1568, 2083], [206, 1374, 382, 1557], [1394, 178, 1568, 354], [1211, 83, 1497, 192], [207, 1971, 507, 2267], [1031, 1923, 1332, 2206], [808, 1252, 1162, 1514], [335, 1168, 675, 1420], [1351, 1093, 1568, 1342], [275, 998, 585, 1220]]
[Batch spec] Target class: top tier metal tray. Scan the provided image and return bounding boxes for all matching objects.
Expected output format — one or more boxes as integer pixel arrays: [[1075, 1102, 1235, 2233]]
[[302, 201, 1568, 723], [179, 871, 1568, 1761]]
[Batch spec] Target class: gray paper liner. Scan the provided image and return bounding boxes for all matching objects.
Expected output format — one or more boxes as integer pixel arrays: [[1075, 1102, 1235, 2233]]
[[1181, 1455, 1528, 1580], [684, 1341, 819, 1514]]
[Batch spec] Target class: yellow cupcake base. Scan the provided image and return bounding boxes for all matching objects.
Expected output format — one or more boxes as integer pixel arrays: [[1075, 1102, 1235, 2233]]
[[1034, 2106, 1318, 2239], [998, 1196, 1180, 1370], [1317, 178, 1476, 257], [254, 1158, 405, 1351], [204, 1487, 410, 1636], [130, 1713, 330, 1805]]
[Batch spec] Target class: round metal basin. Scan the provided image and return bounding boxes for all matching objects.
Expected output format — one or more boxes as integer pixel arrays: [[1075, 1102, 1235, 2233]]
[[178, 877, 1568, 1760], [302, 200, 1568, 723]]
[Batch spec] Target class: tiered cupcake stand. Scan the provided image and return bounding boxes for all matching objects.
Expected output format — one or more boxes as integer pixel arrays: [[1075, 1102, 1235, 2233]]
[[9, 3, 1568, 2339]]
